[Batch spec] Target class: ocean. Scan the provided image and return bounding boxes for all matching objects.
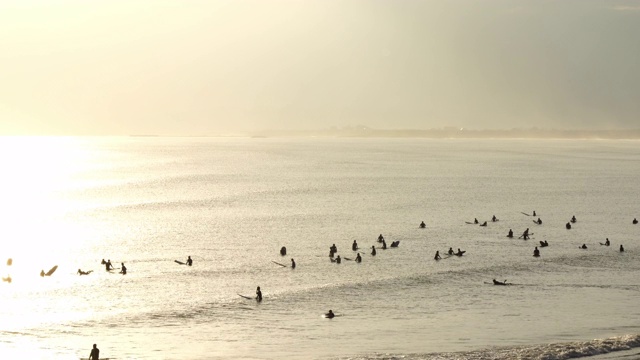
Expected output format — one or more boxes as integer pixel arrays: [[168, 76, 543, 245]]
[[0, 137, 639, 360]]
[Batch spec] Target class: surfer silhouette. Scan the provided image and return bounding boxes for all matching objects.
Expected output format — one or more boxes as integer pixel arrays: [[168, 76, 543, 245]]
[[291, 258, 296, 269], [88, 343, 99, 360], [325, 310, 335, 318], [256, 286, 262, 302], [120, 263, 127, 275], [186, 256, 193, 266], [371, 245, 376, 256], [434, 251, 441, 260]]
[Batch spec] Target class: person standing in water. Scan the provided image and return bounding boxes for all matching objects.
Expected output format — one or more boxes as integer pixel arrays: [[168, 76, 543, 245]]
[[291, 258, 296, 269], [120, 263, 127, 275], [88, 343, 99, 360], [256, 286, 262, 302], [186, 256, 193, 266]]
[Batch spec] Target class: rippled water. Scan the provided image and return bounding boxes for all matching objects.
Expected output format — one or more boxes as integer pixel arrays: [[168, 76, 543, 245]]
[[0, 137, 639, 359]]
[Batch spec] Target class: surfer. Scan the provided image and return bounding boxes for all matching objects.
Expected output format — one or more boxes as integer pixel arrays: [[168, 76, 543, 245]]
[[571, 215, 577, 223], [390, 241, 400, 248], [536, 218, 542, 225], [105, 260, 113, 271], [382, 239, 387, 250], [280, 247, 286, 256], [579, 244, 587, 249], [355, 253, 362, 263], [120, 263, 127, 274], [455, 248, 465, 257], [474, 218, 479, 224], [77, 269, 93, 275], [480, 221, 487, 226], [492, 215, 498, 222], [521, 228, 530, 240], [492, 279, 507, 286], [434, 251, 441, 260], [291, 258, 296, 269], [507, 229, 513, 238], [325, 310, 335, 319], [101, 259, 106, 265], [88, 343, 100, 360], [336, 255, 341, 264], [420, 221, 426, 228], [256, 286, 262, 302], [448, 247, 454, 255], [330, 244, 337, 253], [620, 245, 625, 252], [377, 234, 384, 242], [186, 256, 193, 266], [533, 210, 537, 216], [533, 247, 540, 257], [352, 240, 358, 251], [371, 246, 376, 256], [634, 218, 638, 224], [566, 222, 571, 229], [539, 240, 548, 247], [603, 238, 610, 246]]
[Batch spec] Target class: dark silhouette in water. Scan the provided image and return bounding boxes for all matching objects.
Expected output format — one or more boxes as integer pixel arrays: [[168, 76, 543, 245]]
[[566, 222, 572, 230], [352, 240, 358, 251], [633, 218, 638, 225], [507, 229, 513, 238], [390, 241, 400, 248], [455, 248, 465, 256], [600, 238, 610, 246], [474, 218, 479, 224], [377, 234, 384, 243], [448, 247, 454, 255], [493, 279, 508, 285], [420, 221, 426, 228], [256, 286, 262, 302], [571, 215, 577, 223], [492, 215, 498, 222], [88, 343, 100, 360], [77, 269, 93, 275], [533, 247, 540, 257], [479, 221, 487, 227], [620, 245, 625, 252], [579, 244, 587, 249], [382, 240, 387, 250], [325, 310, 335, 319], [520, 228, 530, 240], [371, 246, 376, 256], [533, 210, 537, 216], [120, 263, 127, 275], [355, 253, 362, 263], [186, 256, 193, 266], [280, 247, 286, 256], [539, 240, 548, 247], [291, 258, 296, 269], [434, 251, 441, 260]]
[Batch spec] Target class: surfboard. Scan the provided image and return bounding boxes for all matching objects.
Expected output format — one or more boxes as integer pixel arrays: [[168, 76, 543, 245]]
[[45, 265, 58, 276], [175, 260, 185, 265], [237, 294, 253, 300], [271, 261, 287, 267], [521, 212, 531, 216], [465, 221, 475, 225]]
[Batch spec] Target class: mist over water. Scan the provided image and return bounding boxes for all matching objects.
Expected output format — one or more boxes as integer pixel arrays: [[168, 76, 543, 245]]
[[1, 137, 639, 359]]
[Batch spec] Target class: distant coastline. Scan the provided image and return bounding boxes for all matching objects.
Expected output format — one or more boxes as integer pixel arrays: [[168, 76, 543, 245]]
[[246, 127, 640, 140]]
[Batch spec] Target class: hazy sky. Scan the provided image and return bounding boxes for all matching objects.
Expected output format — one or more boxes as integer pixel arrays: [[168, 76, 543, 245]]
[[1, 0, 639, 135]]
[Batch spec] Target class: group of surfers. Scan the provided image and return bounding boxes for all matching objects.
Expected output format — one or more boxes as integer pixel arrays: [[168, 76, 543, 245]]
[[327, 236, 400, 264], [434, 247, 466, 260]]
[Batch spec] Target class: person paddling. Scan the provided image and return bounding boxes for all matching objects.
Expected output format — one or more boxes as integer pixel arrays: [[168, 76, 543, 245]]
[[493, 279, 507, 285]]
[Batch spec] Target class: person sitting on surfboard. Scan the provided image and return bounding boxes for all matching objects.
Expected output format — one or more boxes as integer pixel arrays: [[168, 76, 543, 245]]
[[291, 258, 296, 269], [571, 215, 577, 223], [579, 244, 587, 249], [493, 279, 507, 286], [536, 218, 542, 225], [492, 215, 498, 222], [186, 256, 193, 266], [533, 211, 537, 216], [604, 238, 610, 246], [355, 253, 362, 263], [620, 245, 625, 252], [455, 248, 465, 256], [256, 286, 262, 302], [336, 255, 341, 264], [507, 229, 513, 238], [533, 247, 540, 257], [566, 222, 571, 229], [420, 221, 426, 228], [88, 343, 99, 360], [448, 247, 454, 255], [325, 310, 335, 319], [434, 251, 441, 260], [634, 218, 638, 224], [371, 246, 376, 256], [377, 234, 384, 242], [120, 263, 127, 275], [352, 240, 358, 251], [474, 218, 479, 224], [77, 269, 93, 275], [105, 260, 113, 271], [101, 259, 106, 265]]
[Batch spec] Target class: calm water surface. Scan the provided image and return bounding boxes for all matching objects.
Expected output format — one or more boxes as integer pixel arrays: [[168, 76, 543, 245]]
[[0, 137, 639, 359]]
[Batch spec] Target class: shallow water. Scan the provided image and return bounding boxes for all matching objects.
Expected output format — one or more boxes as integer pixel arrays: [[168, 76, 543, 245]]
[[0, 137, 639, 359]]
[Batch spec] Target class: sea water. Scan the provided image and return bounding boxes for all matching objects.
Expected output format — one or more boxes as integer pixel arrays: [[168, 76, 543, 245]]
[[0, 137, 639, 360]]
